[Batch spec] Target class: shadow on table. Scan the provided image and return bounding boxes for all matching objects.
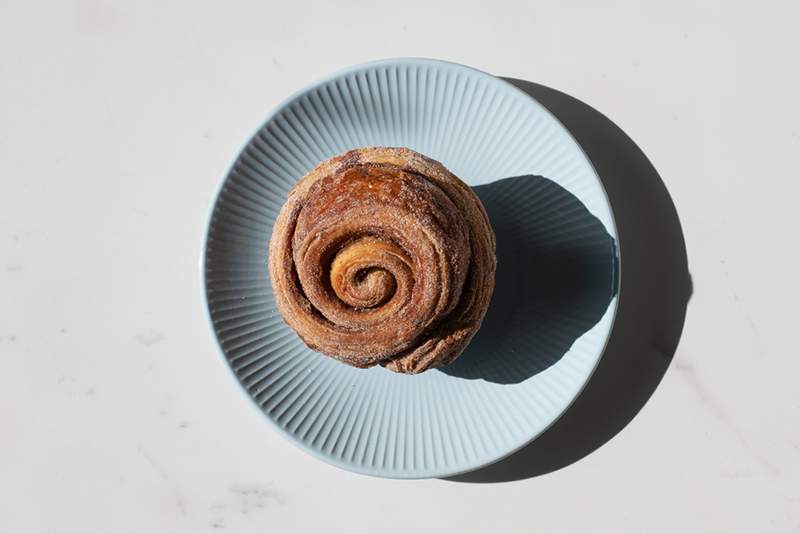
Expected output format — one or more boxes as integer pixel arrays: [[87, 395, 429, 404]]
[[443, 175, 617, 384], [444, 78, 691, 483]]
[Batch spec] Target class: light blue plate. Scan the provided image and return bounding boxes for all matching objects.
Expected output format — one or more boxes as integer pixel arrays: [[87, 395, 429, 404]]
[[203, 58, 619, 478]]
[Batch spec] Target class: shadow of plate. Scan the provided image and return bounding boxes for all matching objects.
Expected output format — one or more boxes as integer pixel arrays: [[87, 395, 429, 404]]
[[444, 78, 691, 483]]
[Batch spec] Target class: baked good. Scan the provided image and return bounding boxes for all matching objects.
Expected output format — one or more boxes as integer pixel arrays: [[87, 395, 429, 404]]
[[268, 147, 496, 373]]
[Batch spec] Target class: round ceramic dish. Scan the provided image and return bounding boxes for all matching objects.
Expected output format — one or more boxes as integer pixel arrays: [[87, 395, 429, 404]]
[[202, 58, 619, 478]]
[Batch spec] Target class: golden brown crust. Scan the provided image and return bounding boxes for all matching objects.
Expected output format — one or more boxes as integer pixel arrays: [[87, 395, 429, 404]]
[[268, 147, 496, 373]]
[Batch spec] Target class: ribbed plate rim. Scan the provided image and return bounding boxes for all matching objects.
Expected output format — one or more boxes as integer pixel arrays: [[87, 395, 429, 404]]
[[200, 57, 621, 479]]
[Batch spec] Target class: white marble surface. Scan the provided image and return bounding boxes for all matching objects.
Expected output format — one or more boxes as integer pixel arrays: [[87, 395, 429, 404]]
[[2, 1, 799, 532]]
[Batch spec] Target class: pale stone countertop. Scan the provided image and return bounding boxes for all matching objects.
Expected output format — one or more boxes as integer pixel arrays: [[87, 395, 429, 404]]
[[2, 1, 798, 532]]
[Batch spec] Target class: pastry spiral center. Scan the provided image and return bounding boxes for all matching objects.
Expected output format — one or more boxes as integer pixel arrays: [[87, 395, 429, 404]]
[[329, 238, 409, 309]]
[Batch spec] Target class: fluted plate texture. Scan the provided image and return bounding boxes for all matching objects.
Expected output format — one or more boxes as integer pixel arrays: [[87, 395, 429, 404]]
[[203, 59, 619, 478]]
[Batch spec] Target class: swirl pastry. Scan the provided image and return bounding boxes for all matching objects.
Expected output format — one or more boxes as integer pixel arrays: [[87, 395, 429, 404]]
[[268, 147, 496, 373]]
